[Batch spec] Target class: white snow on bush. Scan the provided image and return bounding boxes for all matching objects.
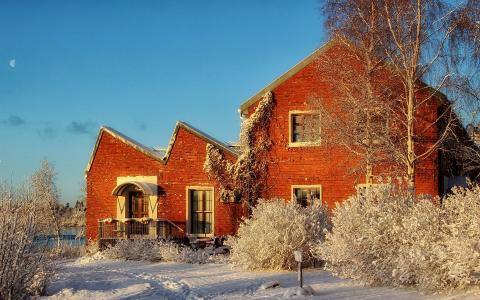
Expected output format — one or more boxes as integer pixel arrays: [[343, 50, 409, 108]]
[[319, 184, 480, 291], [101, 239, 226, 264], [229, 198, 328, 270]]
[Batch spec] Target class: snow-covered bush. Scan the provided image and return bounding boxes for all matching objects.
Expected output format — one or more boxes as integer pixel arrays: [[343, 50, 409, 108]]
[[157, 240, 181, 262], [0, 182, 52, 299], [318, 185, 409, 285], [229, 199, 328, 270], [103, 239, 162, 261], [319, 184, 480, 291], [177, 247, 210, 264], [102, 239, 226, 264]]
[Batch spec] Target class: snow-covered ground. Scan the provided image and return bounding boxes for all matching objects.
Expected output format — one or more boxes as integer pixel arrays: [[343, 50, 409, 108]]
[[44, 258, 480, 300]]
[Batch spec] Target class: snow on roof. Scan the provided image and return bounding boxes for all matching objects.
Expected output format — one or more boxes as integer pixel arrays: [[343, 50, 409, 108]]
[[85, 122, 238, 172]]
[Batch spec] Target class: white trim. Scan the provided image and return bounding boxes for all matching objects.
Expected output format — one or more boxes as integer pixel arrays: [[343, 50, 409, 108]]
[[288, 110, 321, 147], [85, 122, 239, 173], [185, 186, 215, 237]]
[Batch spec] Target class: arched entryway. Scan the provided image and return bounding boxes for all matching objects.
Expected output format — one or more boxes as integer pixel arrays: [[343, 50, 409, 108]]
[[112, 180, 158, 220]]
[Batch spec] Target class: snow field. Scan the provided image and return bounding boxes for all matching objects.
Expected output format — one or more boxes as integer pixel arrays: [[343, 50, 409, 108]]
[[44, 259, 480, 299]]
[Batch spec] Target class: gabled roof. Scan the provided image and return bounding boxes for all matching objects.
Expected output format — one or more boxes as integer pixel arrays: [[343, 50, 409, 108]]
[[238, 40, 336, 115], [85, 121, 238, 172], [163, 121, 239, 160]]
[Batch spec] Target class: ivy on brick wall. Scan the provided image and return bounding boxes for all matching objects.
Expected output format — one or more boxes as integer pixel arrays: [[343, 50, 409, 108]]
[[204, 92, 274, 207]]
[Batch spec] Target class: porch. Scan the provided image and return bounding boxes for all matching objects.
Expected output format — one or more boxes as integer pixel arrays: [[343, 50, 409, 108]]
[[98, 218, 186, 242]]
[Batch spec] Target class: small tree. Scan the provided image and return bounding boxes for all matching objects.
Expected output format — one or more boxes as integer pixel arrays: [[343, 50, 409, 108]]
[[31, 160, 62, 247], [0, 182, 51, 299], [320, 0, 475, 196]]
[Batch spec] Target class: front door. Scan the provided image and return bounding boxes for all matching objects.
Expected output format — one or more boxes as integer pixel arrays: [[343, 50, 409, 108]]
[[189, 189, 213, 236], [128, 191, 148, 218]]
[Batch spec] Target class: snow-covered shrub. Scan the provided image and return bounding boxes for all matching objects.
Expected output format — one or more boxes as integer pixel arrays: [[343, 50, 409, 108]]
[[318, 185, 409, 285], [0, 182, 53, 299], [177, 247, 210, 264], [419, 185, 480, 290], [47, 242, 85, 259], [394, 188, 480, 291], [101, 239, 225, 264], [103, 239, 162, 261], [84, 239, 99, 256], [319, 184, 480, 291], [157, 240, 181, 262], [229, 199, 328, 270]]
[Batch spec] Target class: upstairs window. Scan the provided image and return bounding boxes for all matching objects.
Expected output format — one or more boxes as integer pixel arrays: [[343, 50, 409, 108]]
[[289, 111, 321, 146], [292, 185, 322, 207]]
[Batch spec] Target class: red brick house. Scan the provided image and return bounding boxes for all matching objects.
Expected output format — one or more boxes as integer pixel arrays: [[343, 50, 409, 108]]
[[86, 40, 467, 243], [237, 41, 452, 209], [85, 122, 242, 242]]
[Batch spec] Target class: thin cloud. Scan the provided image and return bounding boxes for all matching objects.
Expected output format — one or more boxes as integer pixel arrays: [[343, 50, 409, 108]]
[[37, 126, 56, 139], [136, 120, 147, 131], [1, 115, 25, 127], [67, 121, 96, 135]]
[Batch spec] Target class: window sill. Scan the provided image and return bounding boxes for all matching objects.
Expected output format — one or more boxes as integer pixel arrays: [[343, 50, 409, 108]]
[[288, 142, 321, 148]]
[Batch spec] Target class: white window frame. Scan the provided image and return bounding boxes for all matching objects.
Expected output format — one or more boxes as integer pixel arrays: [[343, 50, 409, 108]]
[[288, 110, 321, 147], [291, 185, 323, 206], [185, 186, 215, 237]]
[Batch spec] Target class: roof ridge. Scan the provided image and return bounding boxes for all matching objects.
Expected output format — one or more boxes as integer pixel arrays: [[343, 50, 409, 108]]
[[85, 122, 238, 172], [177, 121, 239, 155]]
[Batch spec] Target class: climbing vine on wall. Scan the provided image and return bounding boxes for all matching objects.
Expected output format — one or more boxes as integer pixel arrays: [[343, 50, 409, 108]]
[[204, 92, 274, 207]]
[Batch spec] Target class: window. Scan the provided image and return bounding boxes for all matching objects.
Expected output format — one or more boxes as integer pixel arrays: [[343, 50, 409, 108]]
[[188, 188, 213, 236], [128, 191, 148, 218], [289, 111, 321, 146], [292, 186, 322, 207]]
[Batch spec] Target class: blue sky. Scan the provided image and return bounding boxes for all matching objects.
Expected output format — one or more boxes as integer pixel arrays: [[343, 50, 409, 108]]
[[0, 1, 327, 204]]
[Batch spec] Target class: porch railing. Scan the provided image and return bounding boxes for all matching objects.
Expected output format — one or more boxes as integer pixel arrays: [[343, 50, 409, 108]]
[[98, 219, 185, 241]]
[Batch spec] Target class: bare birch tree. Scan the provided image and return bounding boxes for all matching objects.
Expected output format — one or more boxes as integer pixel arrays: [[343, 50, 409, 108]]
[[314, 0, 400, 185], [320, 0, 474, 195]]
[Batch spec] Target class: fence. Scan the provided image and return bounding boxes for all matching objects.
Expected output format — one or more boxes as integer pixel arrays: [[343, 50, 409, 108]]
[[98, 219, 185, 241]]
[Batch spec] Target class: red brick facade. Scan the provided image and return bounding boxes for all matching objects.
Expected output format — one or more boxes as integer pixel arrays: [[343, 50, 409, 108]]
[[86, 41, 448, 240], [85, 123, 241, 240], [240, 43, 442, 209]]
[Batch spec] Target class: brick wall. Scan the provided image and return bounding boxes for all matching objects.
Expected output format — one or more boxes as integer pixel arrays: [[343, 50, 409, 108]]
[[245, 44, 440, 209], [86, 127, 241, 240], [87, 43, 444, 240]]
